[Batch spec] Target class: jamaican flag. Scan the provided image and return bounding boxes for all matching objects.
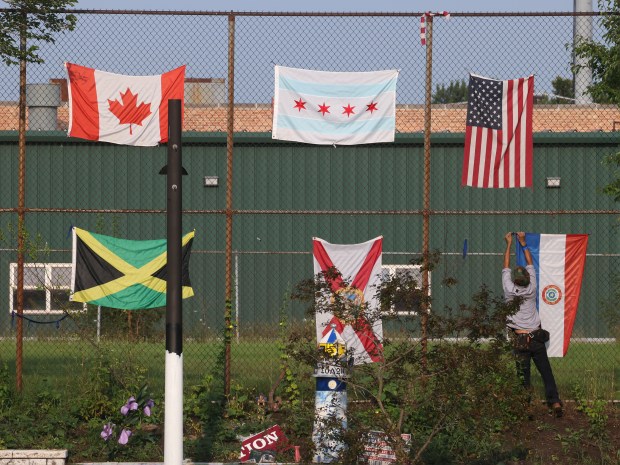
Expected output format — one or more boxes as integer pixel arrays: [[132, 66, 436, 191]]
[[70, 227, 194, 310]]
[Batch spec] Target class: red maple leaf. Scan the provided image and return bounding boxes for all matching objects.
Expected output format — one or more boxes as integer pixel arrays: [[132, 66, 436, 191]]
[[108, 88, 152, 135]]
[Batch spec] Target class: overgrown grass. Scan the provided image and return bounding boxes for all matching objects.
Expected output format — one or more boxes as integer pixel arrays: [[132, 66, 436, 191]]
[[536, 342, 619, 400], [0, 338, 617, 399]]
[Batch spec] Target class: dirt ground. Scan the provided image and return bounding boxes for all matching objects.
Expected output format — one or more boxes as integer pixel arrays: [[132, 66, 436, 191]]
[[504, 401, 619, 464]]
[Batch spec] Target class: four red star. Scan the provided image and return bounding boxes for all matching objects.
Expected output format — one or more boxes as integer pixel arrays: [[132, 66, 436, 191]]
[[342, 104, 356, 117], [318, 102, 330, 116], [291, 99, 378, 118], [293, 98, 307, 112]]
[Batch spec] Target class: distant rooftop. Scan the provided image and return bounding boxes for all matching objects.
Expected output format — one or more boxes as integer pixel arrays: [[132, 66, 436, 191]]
[[2, 102, 618, 134]]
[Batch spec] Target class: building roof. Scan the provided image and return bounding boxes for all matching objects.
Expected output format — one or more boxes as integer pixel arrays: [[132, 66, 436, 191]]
[[1, 102, 619, 134]]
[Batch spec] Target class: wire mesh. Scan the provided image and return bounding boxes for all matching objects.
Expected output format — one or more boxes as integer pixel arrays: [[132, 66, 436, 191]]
[[0, 10, 618, 402]]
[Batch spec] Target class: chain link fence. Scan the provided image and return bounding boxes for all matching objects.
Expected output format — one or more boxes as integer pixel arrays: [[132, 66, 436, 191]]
[[0, 10, 618, 401]]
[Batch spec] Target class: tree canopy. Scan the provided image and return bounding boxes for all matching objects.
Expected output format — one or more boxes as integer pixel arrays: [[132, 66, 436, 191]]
[[432, 79, 468, 104], [573, 0, 620, 105], [0, 0, 77, 65], [572, 0, 620, 201], [537, 76, 575, 104]]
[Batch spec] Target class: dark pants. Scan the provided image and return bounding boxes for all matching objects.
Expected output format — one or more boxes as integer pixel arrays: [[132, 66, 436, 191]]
[[514, 339, 561, 406]]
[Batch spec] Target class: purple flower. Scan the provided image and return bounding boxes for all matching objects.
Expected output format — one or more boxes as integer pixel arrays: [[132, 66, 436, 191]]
[[143, 399, 155, 417], [120, 396, 138, 415], [100, 423, 113, 441], [118, 428, 132, 445]]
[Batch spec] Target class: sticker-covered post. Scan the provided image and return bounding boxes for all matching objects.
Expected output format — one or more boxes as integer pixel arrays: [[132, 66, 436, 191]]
[[312, 325, 348, 463], [165, 98, 183, 465]]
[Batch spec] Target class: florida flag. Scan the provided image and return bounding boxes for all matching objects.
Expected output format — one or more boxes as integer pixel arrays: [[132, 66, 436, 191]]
[[462, 73, 534, 188], [65, 63, 185, 146], [516, 233, 588, 357], [313, 236, 383, 365], [273, 66, 398, 145]]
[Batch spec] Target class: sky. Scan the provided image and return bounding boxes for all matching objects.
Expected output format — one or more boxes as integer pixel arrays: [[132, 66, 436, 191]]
[[0, 0, 593, 13], [0, 0, 597, 102]]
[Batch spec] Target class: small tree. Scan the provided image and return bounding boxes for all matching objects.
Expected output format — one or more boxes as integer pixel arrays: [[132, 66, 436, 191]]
[[572, 1, 620, 200], [538, 76, 576, 104], [573, 0, 620, 105], [1, 0, 77, 65], [601, 152, 620, 201], [292, 253, 527, 464], [431, 79, 468, 104], [2, 1, 77, 391], [552, 76, 574, 100]]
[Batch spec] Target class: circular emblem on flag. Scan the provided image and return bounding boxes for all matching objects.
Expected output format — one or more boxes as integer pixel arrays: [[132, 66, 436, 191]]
[[333, 287, 365, 324], [328, 379, 338, 390], [542, 285, 562, 305]]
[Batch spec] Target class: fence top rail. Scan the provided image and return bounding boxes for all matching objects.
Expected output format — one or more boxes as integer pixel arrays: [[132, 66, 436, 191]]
[[0, 9, 613, 17], [2, 131, 620, 145]]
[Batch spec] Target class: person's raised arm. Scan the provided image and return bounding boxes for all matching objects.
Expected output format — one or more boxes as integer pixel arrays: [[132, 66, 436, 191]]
[[503, 232, 512, 269], [517, 231, 533, 266]]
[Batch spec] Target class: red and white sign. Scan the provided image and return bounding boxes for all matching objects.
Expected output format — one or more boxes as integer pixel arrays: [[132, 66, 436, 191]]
[[65, 62, 185, 146], [239, 424, 288, 462], [363, 431, 412, 464]]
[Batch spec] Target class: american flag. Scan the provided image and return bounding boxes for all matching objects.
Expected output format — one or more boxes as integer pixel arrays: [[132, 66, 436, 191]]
[[462, 74, 534, 188]]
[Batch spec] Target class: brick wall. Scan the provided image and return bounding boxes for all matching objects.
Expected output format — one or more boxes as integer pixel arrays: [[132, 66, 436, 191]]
[[2, 103, 619, 133]]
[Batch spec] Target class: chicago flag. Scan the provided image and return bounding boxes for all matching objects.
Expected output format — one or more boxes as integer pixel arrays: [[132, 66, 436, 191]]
[[273, 66, 398, 145], [65, 63, 185, 146], [313, 236, 384, 365], [516, 233, 588, 357]]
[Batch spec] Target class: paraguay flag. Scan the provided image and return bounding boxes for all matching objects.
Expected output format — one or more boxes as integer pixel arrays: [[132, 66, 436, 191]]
[[516, 233, 588, 357], [313, 236, 384, 364], [273, 66, 398, 145]]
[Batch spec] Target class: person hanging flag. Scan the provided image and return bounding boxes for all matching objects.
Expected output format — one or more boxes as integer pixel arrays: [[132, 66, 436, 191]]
[[462, 73, 534, 188], [70, 227, 194, 310], [273, 66, 398, 145], [65, 63, 185, 146], [516, 233, 588, 357], [312, 236, 384, 365]]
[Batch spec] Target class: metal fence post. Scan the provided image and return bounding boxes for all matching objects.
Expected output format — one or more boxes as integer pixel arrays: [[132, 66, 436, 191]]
[[224, 13, 236, 397], [421, 14, 434, 370], [15, 12, 27, 393]]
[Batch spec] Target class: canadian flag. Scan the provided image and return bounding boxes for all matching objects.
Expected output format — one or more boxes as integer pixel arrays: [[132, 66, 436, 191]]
[[65, 63, 185, 146]]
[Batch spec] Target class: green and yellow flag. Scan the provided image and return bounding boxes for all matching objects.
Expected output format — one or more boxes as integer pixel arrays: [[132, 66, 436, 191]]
[[70, 227, 194, 310]]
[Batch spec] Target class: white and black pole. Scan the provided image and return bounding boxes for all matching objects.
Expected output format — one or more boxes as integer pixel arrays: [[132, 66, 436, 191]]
[[312, 325, 348, 463], [164, 99, 184, 465]]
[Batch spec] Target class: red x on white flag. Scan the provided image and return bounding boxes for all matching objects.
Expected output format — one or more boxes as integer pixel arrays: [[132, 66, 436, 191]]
[[313, 236, 384, 365]]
